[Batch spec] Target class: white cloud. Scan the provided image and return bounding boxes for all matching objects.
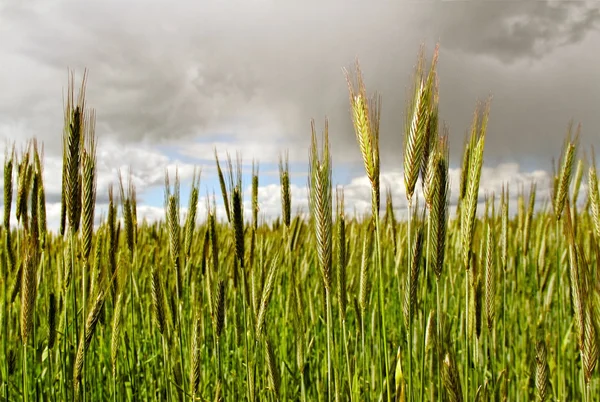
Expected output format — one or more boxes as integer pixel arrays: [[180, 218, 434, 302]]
[[1, 0, 599, 171], [4, 157, 594, 234]]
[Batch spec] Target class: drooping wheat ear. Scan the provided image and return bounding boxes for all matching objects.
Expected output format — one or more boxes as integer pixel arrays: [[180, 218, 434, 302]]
[[461, 98, 491, 271], [74, 290, 105, 391], [336, 187, 347, 320], [344, 61, 381, 217], [63, 70, 88, 235], [309, 118, 333, 290], [151, 266, 167, 335], [190, 312, 202, 397], [279, 151, 291, 229], [265, 337, 281, 396], [588, 149, 600, 240], [212, 279, 226, 338], [184, 168, 201, 260], [81, 110, 97, 263], [256, 253, 279, 337], [48, 292, 57, 349], [4, 142, 14, 229], [430, 135, 449, 279], [404, 44, 439, 202], [553, 122, 579, 220], [535, 329, 550, 402], [33, 141, 47, 248], [403, 209, 425, 328], [442, 350, 463, 402], [20, 250, 37, 344], [485, 222, 495, 332], [214, 148, 231, 223]]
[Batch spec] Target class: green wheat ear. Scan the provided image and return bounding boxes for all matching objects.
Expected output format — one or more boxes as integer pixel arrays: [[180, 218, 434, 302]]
[[552, 121, 579, 220], [344, 61, 380, 217], [309, 118, 333, 291], [404, 43, 439, 203], [461, 97, 491, 271], [63, 69, 88, 236], [279, 151, 292, 229]]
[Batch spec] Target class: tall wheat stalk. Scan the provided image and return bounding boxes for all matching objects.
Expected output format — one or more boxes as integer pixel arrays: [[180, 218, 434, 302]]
[[308, 118, 334, 401], [61, 70, 88, 400], [551, 122, 578, 399], [403, 44, 439, 402], [344, 60, 389, 400], [461, 98, 490, 400]]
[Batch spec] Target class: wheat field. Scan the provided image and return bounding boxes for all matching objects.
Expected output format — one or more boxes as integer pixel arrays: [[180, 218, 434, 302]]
[[1, 45, 599, 402]]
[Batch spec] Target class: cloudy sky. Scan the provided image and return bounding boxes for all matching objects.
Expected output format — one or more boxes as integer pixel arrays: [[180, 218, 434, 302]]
[[1, 0, 599, 229]]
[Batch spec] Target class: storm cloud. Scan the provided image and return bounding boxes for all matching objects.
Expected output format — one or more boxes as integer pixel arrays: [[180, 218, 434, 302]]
[[1, 0, 598, 167], [0, 0, 599, 232]]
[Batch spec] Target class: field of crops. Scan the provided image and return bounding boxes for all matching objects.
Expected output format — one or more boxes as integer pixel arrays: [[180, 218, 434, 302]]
[[1, 46, 599, 402]]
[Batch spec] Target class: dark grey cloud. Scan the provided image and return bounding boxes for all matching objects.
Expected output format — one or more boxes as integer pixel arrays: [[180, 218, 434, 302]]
[[0, 0, 598, 173], [428, 0, 600, 63]]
